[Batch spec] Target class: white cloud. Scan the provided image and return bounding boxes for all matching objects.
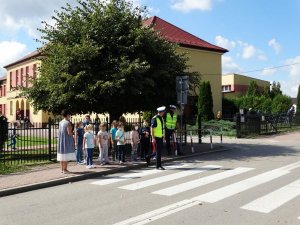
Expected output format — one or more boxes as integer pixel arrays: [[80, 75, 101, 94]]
[[222, 56, 241, 74], [0, 41, 28, 75], [285, 56, 300, 78], [0, 0, 78, 37], [261, 67, 277, 76], [268, 38, 281, 55], [215, 35, 236, 50], [171, 0, 213, 12], [242, 44, 256, 59], [238, 41, 267, 61], [279, 56, 300, 97]]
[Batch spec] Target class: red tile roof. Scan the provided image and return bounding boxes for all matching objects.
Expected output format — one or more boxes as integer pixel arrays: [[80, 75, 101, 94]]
[[4, 16, 227, 69], [143, 16, 228, 53], [3, 50, 41, 69]]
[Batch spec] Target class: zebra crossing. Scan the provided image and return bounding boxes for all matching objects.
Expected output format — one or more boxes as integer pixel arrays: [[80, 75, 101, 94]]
[[90, 161, 300, 224]]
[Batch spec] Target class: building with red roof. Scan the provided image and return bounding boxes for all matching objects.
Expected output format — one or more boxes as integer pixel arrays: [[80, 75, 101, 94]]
[[2, 16, 227, 122], [144, 16, 228, 118]]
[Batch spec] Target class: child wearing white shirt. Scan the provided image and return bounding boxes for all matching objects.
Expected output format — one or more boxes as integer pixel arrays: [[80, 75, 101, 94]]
[[97, 122, 109, 165]]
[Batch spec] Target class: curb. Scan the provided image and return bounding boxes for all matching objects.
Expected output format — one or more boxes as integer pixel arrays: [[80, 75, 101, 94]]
[[0, 145, 230, 197]]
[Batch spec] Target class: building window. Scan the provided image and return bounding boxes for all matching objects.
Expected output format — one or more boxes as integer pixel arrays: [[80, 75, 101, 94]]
[[10, 101, 13, 115], [10, 72, 12, 90], [26, 66, 29, 87], [16, 70, 18, 85], [222, 85, 231, 92], [33, 64, 37, 79], [21, 68, 24, 87]]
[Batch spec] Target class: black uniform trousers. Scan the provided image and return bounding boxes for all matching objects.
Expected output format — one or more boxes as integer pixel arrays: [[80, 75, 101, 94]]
[[165, 128, 174, 155], [155, 137, 163, 168]]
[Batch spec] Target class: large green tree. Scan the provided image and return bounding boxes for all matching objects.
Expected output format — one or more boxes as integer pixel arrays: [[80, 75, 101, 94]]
[[23, 0, 198, 120], [198, 81, 214, 121], [270, 81, 282, 99], [247, 81, 260, 97]]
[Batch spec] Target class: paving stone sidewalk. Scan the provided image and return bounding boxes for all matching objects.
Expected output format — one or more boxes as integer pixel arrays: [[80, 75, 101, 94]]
[[0, 142, 228, 197]]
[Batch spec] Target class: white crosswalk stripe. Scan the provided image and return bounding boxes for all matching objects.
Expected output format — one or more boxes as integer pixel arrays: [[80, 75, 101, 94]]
[[153, 167, 254, 196], [112, 161, 300, 225], [193, 161, 300, 203], [241, 178, 300, 213], [90, 163, 188, 185], [119, 165, 222, 190], [112, 199, 201, 225]]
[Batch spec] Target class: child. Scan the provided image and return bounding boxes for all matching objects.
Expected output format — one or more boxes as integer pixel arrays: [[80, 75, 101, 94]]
[[97, 122, 109, 165], [139, 119, 150, 160], [109, 120, 118, 161], [74, 121, 84, 164], [7, 122, 17, 150], [83, 124, 95, 169], [130, 124, 139, 162], [115, 122, 126, 164]]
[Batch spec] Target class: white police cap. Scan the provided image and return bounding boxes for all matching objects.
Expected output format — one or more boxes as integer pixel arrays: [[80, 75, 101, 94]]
[[157, 106, 166, 112], [169, 105, 177, 109]]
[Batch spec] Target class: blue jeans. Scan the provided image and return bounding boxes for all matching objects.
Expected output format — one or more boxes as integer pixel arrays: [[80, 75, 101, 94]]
[[76, 143, 83, 163], [118, 145, 125, 162], [7, 137, 16, 149], [86, 148, 94, 166]]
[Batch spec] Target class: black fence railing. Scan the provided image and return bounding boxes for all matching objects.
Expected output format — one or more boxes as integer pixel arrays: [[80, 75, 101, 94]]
[[236, 113, 300, 138], [0, 117, 190, 166]]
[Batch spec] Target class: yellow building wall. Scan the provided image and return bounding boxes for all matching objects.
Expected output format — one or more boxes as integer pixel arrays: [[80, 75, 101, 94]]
[[4, 59, 52, 124], [233, 74, 270, 87], [222, 74, 270, 98], [176, 47, 223, 115], [221, 74, 234, 86]]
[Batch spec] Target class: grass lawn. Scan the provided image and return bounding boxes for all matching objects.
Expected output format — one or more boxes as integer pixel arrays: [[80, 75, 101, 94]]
[[5, 135, 57, 147]]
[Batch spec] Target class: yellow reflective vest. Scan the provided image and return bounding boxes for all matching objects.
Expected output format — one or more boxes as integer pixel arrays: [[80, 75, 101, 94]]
[[165, 113, 177, 129], [153, 116, 164, 138]]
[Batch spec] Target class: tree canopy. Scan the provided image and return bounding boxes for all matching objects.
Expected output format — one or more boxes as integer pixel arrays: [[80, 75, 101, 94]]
[[246, 81, 260, 97], [198, 81, 214, 121], [224, 80, 291, 114], [23, 0, 198, 119]]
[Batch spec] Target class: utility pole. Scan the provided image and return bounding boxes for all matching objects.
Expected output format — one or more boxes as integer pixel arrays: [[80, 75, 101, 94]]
[[176, 76, 189, 153]]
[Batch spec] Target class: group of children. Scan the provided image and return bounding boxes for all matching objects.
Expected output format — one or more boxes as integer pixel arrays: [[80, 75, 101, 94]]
[[74, 119, 151, 169]]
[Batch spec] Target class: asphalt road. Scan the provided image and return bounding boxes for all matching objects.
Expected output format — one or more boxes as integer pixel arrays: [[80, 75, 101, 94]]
[[1, 135, 300, 225]]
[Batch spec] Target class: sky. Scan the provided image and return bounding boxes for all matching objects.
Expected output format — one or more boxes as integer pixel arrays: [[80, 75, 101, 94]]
[[0, 0, 300, 97]]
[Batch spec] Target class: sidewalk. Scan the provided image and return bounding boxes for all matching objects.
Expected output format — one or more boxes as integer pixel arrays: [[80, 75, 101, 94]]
[[0, 142, 229, 197]]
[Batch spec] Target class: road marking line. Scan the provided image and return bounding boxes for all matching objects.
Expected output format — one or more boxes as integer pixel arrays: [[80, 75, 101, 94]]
[[119, 165, 222, 190], [192, 161, 300, 203], [241, 179, 300, 213], [113, 161, 300, 225], [153, 167, 254, 196], [90, 164, 188, 185], [112, 199, 201, 225]]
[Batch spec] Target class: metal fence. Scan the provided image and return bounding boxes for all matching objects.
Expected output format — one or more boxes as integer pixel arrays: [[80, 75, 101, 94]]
[[0, 120, 58, 165], [236, 113, 300, 138], [0, 117, 148, 165]]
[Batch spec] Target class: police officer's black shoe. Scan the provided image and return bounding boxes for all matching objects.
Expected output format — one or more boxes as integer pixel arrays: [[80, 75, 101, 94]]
[[146, 156, 150, 166], [156, 166, 165, 170]]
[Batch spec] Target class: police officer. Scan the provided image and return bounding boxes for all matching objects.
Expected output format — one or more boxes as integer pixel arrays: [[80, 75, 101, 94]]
[[146, 106, 166, 170], [164, 105, 179, 155]]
